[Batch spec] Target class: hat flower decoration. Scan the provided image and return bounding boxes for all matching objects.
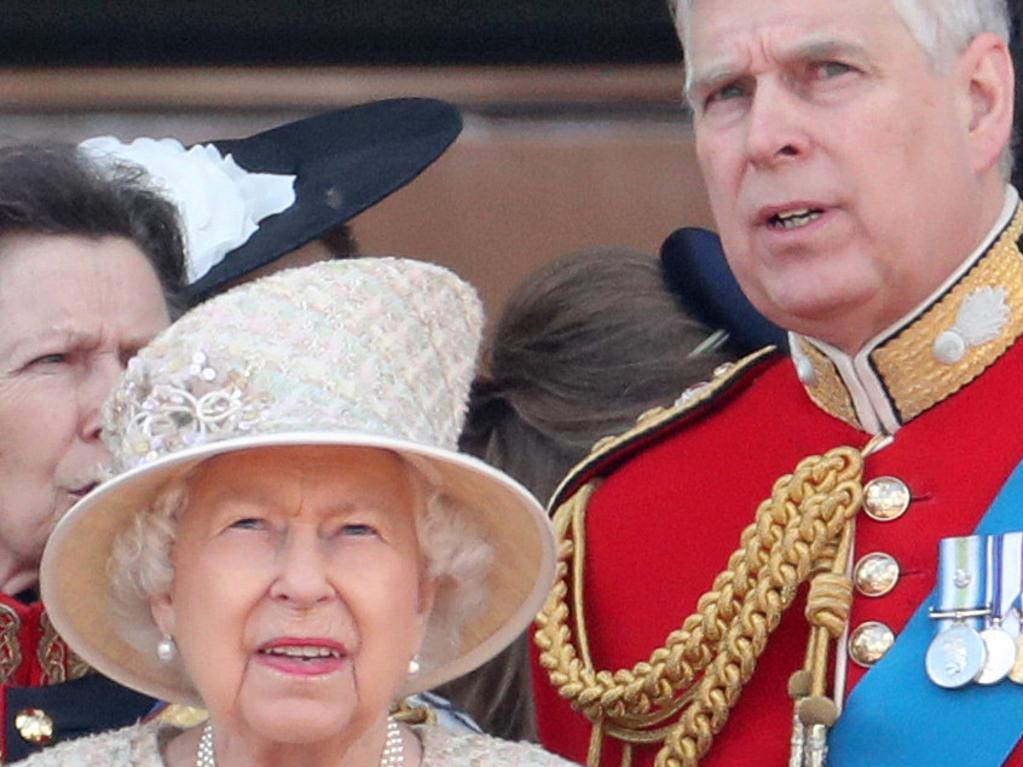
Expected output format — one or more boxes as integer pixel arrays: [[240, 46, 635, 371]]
[[80, 136, 296, 283], [77, 99, 463, 299]]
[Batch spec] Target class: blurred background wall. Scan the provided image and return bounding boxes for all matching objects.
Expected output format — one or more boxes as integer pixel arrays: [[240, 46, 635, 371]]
[[0, 0, 716, 319], [0, 1, 1020, 318]]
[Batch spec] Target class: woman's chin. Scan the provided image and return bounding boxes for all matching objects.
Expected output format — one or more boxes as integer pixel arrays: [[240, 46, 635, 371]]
[[238, 703, 357, 745]]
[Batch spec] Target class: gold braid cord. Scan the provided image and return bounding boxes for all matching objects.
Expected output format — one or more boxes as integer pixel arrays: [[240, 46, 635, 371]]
[[534, 444, 867, 767]]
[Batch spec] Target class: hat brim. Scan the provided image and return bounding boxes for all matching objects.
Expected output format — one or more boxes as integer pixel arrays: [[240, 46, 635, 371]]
[[40, 431, 554, 707], [188, 98, 463, 301], [660, 227, 787, 352]]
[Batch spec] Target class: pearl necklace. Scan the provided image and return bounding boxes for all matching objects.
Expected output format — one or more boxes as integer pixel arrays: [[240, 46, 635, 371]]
[[196, 717, 404, 767]]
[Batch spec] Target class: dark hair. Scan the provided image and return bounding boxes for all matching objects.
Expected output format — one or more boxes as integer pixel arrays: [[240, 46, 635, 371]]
[[463, 246, 737, 506], [0, 143, 187, 313], [321, 223, 360, 259], [437, 247, 739, 741]]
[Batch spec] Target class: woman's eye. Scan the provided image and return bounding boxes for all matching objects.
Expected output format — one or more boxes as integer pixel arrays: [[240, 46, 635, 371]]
[[229, 517, 265, 531], [340, 523, 378, 537], [28, 353, 67, 367]]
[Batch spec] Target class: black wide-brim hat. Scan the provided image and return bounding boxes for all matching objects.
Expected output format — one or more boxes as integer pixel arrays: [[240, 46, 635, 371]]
[[660, 227, 788, 352], [187, 98, 462, 301]]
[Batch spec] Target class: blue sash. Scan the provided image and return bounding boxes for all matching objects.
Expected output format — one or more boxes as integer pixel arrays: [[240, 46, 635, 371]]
[[828, 458, 1023, 766]]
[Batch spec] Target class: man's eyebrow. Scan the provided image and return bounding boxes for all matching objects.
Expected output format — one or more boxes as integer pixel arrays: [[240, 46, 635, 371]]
[[784, 38, 872, 64], [686, 61, 744, 102], [685, 36, 873, 102]]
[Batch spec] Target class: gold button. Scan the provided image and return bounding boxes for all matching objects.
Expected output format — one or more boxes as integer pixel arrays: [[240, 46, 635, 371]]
[[853, 552, 901, 597], [15, 708, 54, 745], [862, 477, 911, 521], [848, 621, 895, 667]]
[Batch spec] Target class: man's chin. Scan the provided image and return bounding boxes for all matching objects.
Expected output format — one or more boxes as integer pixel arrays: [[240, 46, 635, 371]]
[[766, 294, 878, 349]]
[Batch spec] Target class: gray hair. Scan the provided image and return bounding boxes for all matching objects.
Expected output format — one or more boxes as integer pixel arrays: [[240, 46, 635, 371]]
[[108, 458, 493, 687], [671, 0, 1014, 176]]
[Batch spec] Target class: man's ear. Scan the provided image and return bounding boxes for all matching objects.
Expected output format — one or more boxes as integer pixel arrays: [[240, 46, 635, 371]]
[[955, 32, 1015, 174], [150, 593, 176, 637]]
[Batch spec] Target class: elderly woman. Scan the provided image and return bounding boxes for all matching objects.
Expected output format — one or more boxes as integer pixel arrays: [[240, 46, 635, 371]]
[[20, 258, 575, 767], [0, 142, 187, 759]]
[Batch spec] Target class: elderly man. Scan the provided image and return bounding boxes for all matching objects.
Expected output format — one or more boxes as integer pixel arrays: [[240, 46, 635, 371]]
[[532, 1, 1021, 765]]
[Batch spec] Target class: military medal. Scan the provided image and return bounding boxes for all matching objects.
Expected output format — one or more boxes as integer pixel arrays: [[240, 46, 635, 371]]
[[978, 627, 1016, 684], [926, 623, 987, 688], [1010, 631, 1023, 684], [1005, 532, 1023, 685], [927, 536, 988, 688], [976, 536, 1017, 684]]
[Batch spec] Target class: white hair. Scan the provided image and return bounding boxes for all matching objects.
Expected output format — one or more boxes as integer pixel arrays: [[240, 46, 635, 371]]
[[108, 456, 493, 680], [671, 0, 1014, 176]]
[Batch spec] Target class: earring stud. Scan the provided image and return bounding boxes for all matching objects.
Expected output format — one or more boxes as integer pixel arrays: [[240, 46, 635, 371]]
[[157, 635, 177, 664]]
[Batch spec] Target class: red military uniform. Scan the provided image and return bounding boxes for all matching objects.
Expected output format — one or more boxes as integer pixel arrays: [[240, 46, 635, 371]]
[[0, 595, 153, 763], [533, 196, 1023, 765]]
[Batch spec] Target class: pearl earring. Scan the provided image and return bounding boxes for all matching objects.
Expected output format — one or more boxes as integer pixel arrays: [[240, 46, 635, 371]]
[[408, 656, 421, 675], [157, 635, 177, 664]]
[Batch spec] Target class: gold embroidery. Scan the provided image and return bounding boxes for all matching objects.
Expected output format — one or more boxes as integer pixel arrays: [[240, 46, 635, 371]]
[[38, 612, 91, 685], [37, 612, 65, 684], [797, 339, 861, 429], [872, 207, 1023, 421], [0, 602, 22, 685], [550, 347, 778, 511]]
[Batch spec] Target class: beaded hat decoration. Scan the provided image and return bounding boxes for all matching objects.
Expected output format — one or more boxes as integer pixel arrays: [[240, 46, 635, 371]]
[[39, 257, 556, 706]]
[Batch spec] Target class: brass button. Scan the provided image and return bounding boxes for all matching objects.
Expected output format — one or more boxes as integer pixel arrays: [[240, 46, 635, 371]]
[[15, 708, 54, 745], [853, 552, 901, 597], [862, 477, 911, 521], [848, 621, 895, 667]]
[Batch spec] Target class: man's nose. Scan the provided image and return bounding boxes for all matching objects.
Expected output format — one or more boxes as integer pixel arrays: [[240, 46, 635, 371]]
[[743, 79, 810, 168]]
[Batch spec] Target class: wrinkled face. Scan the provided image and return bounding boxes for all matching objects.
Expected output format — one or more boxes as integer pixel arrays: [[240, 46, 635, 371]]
[[687, 0, 1003, 350], [0, 234, 168, 591], [152, 446, 432, 746]]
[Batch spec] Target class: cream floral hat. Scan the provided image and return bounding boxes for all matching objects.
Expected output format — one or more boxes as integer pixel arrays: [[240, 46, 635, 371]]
[[39, 257, 555, 705]]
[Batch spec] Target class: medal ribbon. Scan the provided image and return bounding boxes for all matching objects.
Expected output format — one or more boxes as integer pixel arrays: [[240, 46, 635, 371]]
[[934, 535, 986, 632], [1002, 533, 1023, 636], [828, 457, 1023, 766], [988, 535, 1002, 625]]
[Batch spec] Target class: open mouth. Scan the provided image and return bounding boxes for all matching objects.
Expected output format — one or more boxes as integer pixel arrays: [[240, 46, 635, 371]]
[[768, 207, 824, 230], [258, 645, 345, 661], [255, 639, 349, 675]]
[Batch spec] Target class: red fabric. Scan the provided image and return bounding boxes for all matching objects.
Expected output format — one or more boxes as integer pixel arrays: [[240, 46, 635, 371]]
[[532, 342, 1023, 766], [0, 594, 47, 758]]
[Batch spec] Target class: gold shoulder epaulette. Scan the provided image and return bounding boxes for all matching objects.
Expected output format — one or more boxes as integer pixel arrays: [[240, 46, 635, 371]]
[[548, 344, 779, 512]]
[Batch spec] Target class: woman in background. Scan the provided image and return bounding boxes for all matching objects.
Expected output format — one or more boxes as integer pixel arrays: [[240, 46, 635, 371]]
[[0, 143, 186, 760], [439, 246, 742, 741]]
